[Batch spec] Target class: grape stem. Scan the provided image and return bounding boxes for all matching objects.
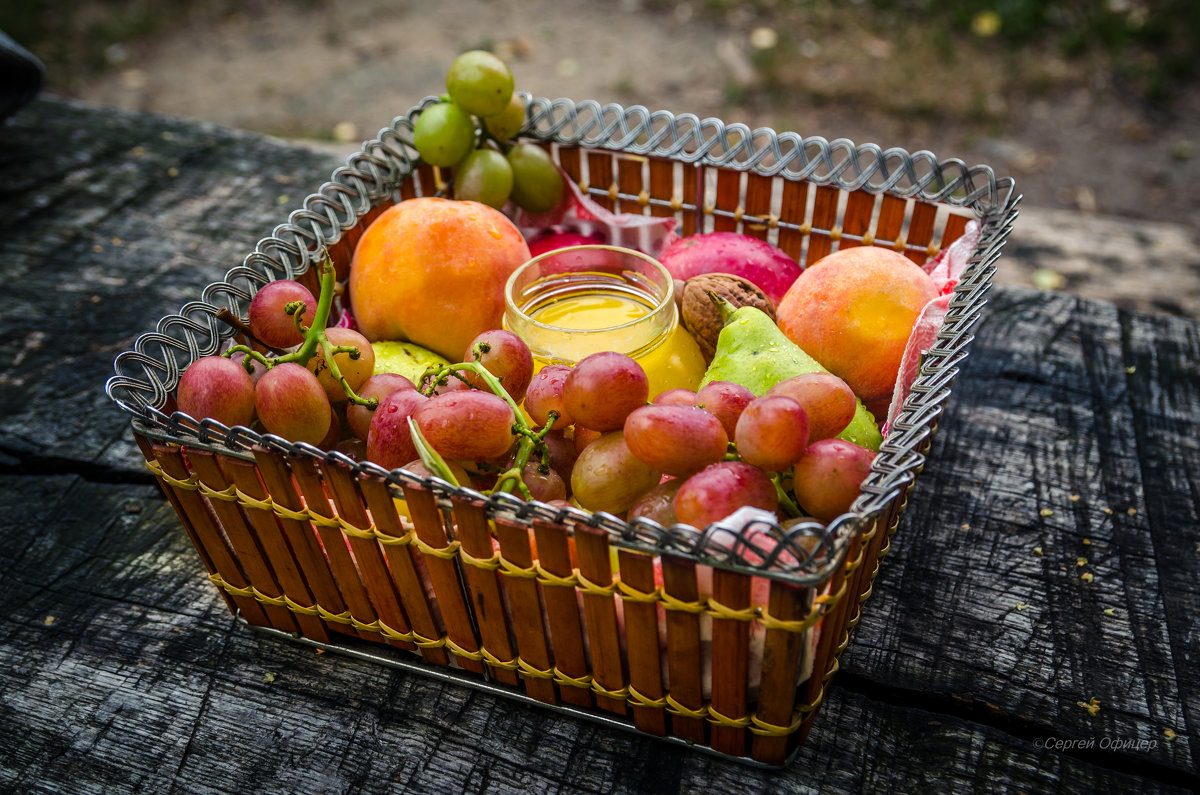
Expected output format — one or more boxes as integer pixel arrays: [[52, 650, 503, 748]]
[[772, 474, 803, 518], [415, 356, 546, 497], [221, 256, 378, 408]]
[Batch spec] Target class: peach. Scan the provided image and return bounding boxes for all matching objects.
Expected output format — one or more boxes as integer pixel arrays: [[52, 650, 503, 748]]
[[349, 197, 531, 361], [776, 247, 937, 412]]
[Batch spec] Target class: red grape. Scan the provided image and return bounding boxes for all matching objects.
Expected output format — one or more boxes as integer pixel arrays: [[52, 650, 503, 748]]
[[540, 429, 578, 482], [623, 404, 728, 477], [524, 365, 573, 429], [177, 355, 256, 428], [255, 362, 332, 445], [317, 406, 342, 450], [229, 350, 267, 385], [248, 280, 317, 349], [767, 373, 857, 442], [694, 380, 755, 440], [464, 329, 533, 402], [673, 461, 778, 529], [413, 391, 517, 462], [366, 389, 429, 470], [347, 373, 416, 440], [572, 426, 601, 456], [306, 327, 375, 403], [570, 431, 661, 515], [651, 388, 698, 406], [628, 478, 683, 525], [522, 459, 568, 503], [734, 395, 810, 472], [563, 351, 649, 432], [791, 439, 875, 523]]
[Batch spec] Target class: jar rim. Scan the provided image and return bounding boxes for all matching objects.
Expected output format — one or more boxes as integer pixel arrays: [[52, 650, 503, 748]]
[[503, 245, 675, 338]]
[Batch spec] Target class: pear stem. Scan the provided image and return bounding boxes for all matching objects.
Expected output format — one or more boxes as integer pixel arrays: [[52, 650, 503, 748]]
[[707, 290, 738, 323]]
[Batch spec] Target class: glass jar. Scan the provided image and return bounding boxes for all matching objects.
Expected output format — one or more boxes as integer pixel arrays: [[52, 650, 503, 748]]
[[503, 245, 706, 397]]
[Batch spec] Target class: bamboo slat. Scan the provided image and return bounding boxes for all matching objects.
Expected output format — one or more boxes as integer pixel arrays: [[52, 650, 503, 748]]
[[709, 569, 751, 757], [450, 498, 520, 687], [221, 457, 330, 642], [660, 555, 706, 744], [617, 549, 667, 736], [356, 475, 450, 666], [492, 517, 558, 705], [400, 484, 485, 674], [574, 525, 627, 716], [532, 519, 594, 709]]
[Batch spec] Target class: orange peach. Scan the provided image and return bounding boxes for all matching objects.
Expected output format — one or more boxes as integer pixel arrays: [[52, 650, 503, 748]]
[[776, 247, 937, 412], [349, 197, 531, 361]]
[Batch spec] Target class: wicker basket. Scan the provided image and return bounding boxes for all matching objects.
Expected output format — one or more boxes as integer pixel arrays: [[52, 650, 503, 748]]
[[105, 96, 1019, 767]]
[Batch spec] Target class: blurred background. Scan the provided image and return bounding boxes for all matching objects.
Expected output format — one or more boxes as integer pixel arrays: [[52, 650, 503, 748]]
[[4, 0, 1199, 317]]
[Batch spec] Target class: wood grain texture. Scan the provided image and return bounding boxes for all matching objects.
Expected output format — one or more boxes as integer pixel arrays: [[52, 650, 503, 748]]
[[1, 98, 1197, 792]]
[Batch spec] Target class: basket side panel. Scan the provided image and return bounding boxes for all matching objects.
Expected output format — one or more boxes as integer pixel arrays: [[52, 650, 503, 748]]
[[251, 449, 357, 640], [616, 153, 644, 218], [452, 500, 521, 687], [712, 169, 741, 233], [804, 185, 841, 265], [837, 190, 878, 251], [905, 200, 939, 265], [221, 457, 330, 643], [742, 172, 775, 242], [775, 179, 809, 264], [575, 527, 628, 716], [646, 157, 678, 222], [617, 549, 668, 736], [749, 582, 811, 765], [402, 485, 486, 674], [493, 517, 558, 705], [288, 455, 387, 646], [709, 569, 751, 756], [358, 476, 450, 666], [323, 462, 419, 653], [586, 151, 616, 212], [533, 520, 595, 709], [660, 557, 706, 744], [149, 445, 271, 627]]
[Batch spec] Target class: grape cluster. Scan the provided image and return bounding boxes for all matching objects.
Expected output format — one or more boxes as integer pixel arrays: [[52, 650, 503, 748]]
[[413, 50, 564, 213], [361, 326, 875, 527], [176, 262, 377, 449], [177, 258, 873, 526]]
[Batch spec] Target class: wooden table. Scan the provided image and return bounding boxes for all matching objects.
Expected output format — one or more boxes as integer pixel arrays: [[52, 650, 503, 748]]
[[2, 98, 1197, 793]]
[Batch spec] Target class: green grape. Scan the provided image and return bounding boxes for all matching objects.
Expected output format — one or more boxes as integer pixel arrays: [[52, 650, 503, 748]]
[[484, 93, 526, 141], [412, 102, 476, 167], [507, 142, 565, 214], [445, 50, 514, 117], [453, 148, 513, 209]]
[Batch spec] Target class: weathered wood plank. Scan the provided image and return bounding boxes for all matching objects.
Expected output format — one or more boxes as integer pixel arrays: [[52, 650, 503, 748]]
[[0, 98, 342, 474], [843, 287, 1199, 775]]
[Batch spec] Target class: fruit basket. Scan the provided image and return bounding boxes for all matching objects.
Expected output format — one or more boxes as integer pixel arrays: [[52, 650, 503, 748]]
[[105, 95, 1019, 767]]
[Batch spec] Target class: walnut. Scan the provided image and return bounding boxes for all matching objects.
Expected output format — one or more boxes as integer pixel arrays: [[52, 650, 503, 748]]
[[679, 273, 776, 360]]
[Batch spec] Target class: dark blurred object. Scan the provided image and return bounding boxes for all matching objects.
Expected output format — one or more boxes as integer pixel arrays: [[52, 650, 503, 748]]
[[0, 30, 44, 121]]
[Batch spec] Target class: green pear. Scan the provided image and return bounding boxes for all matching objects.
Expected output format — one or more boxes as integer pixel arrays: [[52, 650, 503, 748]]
[[699, 296, 882, 450]]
